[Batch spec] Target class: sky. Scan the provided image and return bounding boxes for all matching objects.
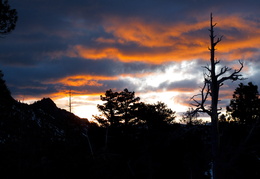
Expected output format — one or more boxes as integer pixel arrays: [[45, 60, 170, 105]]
[[1, 0, 260, 120]]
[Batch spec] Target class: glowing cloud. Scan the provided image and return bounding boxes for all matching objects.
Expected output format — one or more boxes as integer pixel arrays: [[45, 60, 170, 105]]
[[67, 15, 260, 65], [47, 75, 118, 87]]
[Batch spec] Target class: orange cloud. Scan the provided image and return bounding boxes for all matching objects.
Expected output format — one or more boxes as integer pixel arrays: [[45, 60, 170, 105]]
[[103, 16, 209, 47], [220, 15, 259, 33], [95, 37, 117, 44], [46, 75, 118, 87], [65, 78, 103, 87], [73, 46, 120, 60], [71, 44, 208, 64], [50, 90, 102, 99], [210, 15, 260, 60], [68, 15, 260, 64]]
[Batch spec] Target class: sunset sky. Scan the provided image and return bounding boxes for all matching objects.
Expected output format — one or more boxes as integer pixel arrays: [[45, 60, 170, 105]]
[[1, 0, 260, 120]]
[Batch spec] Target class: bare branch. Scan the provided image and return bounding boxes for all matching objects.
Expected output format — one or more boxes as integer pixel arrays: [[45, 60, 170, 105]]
[[218, 60, 244, 84], [213, 35, 223, 47], [204, 73, 211, 81], [203, 65, 211, 73], [214, 59, 220, 65], [191, 82, 212, 116], [205, 77, 211, 84], [216, 66, 232, 79]]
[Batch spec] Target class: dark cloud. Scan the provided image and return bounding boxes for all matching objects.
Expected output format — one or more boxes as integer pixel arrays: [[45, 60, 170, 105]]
[[0, 0, 259, 118], [159, 79, 199, 92], [2, 56, 160, 98]]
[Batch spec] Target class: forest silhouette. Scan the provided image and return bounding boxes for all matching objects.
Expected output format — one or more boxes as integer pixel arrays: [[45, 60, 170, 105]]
[[1, 69, 260, 179], [1, 1, 260, 178]]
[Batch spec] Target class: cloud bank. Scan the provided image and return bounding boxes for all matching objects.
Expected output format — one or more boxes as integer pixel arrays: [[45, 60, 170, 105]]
[[1, 0, 260, 118]]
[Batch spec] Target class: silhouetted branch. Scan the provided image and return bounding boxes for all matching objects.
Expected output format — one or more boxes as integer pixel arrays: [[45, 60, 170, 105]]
[[214, 59, 220, 65], [218, 60, 244, 84], [213, 36, 223, 47], [191, 82, 212, 116], [216, 66, 232, 79], [203, 64, 211, 73]]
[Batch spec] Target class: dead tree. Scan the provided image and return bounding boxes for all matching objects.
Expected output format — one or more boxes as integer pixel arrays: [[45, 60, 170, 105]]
[[191, 13, 244, 179]]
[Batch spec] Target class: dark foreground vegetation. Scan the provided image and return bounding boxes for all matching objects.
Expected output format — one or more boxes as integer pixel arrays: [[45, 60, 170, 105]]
[[0, 70, 260, 179]]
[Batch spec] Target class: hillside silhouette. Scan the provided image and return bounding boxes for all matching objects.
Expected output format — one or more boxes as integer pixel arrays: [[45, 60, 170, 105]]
[[0, 70, 260, 179]]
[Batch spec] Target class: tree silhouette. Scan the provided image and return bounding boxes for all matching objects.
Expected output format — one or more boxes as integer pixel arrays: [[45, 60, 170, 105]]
[[95, 89, 119, 127], [191, 13, 244, 179], [0, 70, 10, 95], [227, 82, 260, 124], [0, 0, 18, 36], [181, 107, 200, 125], [116, 88, 140, 126], [96, 88, 140, 127], [0, 70, 14, 105], [134, 101, 176, 129]]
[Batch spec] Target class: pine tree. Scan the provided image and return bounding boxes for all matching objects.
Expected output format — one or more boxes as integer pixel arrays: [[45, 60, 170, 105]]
[[227, 82, 260, 124]]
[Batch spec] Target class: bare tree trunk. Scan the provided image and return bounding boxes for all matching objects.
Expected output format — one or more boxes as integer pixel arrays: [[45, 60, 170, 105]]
[[191, 13, 243, 179], [211, 113, 219, 179], [209, 13, 220, 179]]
